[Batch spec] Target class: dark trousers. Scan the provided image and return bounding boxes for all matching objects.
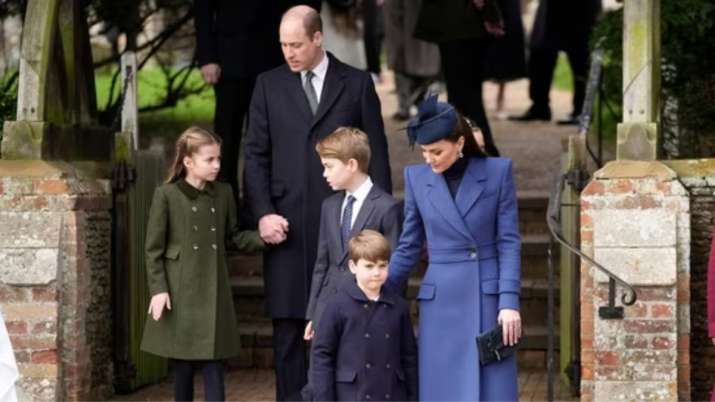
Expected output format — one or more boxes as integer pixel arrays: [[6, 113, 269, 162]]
[[362, 0, 383, 75], [528, 37, 590, 117], [273, 318, 308, 401], [173, 359, 225, 402], [213, 75, 257, 205], [394, 72, 433, 115], [439, 39, 500, 157]]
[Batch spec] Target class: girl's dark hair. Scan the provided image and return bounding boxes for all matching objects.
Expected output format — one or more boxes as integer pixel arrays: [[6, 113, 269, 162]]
[[166, 126, 222, 183], [444, 112, 487, 158]]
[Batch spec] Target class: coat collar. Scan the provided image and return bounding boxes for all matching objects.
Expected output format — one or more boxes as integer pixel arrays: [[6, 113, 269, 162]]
[[312, 52, 346, 127], [176, 179, 217, 200], [283, 52, 347, 128], [345, 278, 396, 306], [425, 157, 487, 241]]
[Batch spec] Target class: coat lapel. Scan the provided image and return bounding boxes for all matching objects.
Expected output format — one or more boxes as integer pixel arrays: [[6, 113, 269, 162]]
[[338, 187, 378, 266], [312, 54, 345, 128], [426, 169, 473, 241], [455, 158, 487, 217], [282, 68, 313, 125]]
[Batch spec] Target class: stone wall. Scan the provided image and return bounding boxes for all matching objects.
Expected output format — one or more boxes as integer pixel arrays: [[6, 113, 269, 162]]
[[0, 161, 113, 401], [579, 161, 691, 401], [664, 159, 715, 401]]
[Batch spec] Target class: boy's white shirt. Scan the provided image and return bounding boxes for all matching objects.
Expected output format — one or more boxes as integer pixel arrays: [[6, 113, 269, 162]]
[[0, 310, 19, 402], [340, 176, 373, 228]]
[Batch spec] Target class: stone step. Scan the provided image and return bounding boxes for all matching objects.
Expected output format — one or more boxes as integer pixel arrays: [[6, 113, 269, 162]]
[[520, 325, 560, 351], [228, 235, 557, 282], [229, 321, 560, 369], [228, 193, 551, 277], [232, 276, 560, 301]]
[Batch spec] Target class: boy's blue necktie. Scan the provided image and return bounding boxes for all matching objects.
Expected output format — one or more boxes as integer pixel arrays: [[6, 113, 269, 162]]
[[341, 195, 356, 250]]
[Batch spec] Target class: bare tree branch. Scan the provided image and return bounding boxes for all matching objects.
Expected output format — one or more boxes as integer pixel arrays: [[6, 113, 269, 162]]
[[92, 7, 193, 68]]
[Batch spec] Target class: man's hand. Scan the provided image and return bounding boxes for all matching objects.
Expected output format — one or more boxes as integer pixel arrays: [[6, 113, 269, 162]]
[[148, 292, 172, 321], [304, 321, 315, 341], [498, 309, 522, 346], [485, 20, 505, 37], [200, 63, 222, 85], [259, 214, 289, 244]]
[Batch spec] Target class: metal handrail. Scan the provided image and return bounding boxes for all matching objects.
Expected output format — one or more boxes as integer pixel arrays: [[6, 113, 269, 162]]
[[546, 173, 637, 307]]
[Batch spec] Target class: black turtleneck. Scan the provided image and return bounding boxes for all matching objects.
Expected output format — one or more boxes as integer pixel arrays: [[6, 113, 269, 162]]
[[443, 156, 468, 198]]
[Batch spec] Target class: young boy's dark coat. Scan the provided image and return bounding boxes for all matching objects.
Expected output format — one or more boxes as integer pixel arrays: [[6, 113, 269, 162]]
[[311, 280, 418, 402], [306, 185, 402, 329]]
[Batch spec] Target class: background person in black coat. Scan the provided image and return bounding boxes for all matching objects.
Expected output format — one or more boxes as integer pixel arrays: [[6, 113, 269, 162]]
[[413, 0, 505, 157], [510, 0, 602, 123], [194, 0, 321, 204], [243, 6, 392, 400]]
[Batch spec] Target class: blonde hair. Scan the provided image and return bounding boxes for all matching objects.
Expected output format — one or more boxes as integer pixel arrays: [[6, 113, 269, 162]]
[[348, 230, 391, 264], [166, 126, 222, 183], [315, 127, 371, 173]]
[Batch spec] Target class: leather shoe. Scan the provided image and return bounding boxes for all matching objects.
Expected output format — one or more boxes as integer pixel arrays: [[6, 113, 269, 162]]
[[508, 108, 551, 122], [557, 115, 580, 125]]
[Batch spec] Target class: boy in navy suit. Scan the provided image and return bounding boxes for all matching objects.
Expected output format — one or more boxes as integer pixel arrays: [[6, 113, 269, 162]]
[[311, 230, 418, 401], [304, 127, 402, 339]]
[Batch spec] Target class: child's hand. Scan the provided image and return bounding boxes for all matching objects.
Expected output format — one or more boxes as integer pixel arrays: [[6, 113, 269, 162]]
[[498, 309, 522, 347], [303, 321, 315, 341], [148, 292, 172, 321]]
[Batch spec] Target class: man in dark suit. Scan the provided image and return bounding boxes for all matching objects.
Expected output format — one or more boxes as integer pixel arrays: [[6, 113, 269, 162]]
[[413, 0, 505, 157], [194, 0, 321, 203], [243, 6, 392, 400], [510, 0, 602, 123]]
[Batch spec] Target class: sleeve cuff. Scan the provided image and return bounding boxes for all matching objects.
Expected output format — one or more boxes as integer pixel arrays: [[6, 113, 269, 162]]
[[498, 293, 520, 311]]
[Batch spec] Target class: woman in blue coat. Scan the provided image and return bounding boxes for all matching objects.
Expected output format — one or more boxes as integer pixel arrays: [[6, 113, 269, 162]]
[[388, 96, 522, 401]]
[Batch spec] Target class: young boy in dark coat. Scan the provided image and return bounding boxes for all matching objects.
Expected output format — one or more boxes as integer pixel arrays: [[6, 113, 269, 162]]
[[311, 230, 418, 402], [304, 127, 402, 339]]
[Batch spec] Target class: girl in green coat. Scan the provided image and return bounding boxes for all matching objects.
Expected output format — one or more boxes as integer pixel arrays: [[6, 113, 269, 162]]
[[140, 126, 264, 401]]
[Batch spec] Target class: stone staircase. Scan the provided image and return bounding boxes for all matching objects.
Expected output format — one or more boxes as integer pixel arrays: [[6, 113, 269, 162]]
[[228, 191, 558, 368]]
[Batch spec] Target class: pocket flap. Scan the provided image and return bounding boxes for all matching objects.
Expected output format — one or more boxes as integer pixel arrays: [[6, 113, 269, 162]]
[[481, 279, 499, 295], [336, 370, 356, 383], [416, 283, 436, 300], [164, 246, 181, 260]]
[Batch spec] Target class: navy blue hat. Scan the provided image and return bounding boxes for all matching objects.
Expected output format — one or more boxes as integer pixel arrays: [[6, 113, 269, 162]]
[[406, 95, 458, 146]]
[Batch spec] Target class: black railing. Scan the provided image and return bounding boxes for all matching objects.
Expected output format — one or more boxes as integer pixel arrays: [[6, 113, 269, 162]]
[[543, 47, 637, 401]]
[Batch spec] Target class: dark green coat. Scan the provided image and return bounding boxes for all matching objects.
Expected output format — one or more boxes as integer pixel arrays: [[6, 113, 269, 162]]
[[140, 180, 264, 360]]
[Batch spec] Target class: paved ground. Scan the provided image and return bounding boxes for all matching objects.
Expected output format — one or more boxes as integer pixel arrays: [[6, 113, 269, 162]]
[[111, 368, 575, 402], [115, 73, 581, 402]]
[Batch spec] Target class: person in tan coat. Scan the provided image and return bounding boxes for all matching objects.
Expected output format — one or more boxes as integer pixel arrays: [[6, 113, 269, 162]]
[[140, 126, 264, 401]]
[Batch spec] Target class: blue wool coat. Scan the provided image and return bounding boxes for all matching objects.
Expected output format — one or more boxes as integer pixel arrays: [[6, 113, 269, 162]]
[[311, 281, 418, 402], [388, 157, 521, 401]]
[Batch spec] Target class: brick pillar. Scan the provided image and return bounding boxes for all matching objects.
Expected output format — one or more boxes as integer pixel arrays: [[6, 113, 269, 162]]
[[0, 161, 113, 401], [580, 161, 690, 400]]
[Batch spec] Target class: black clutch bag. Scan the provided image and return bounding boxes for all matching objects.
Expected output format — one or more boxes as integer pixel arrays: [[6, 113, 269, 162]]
[[476, 325, 518, 365]]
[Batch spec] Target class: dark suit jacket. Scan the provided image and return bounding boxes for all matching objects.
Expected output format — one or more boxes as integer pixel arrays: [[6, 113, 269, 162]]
[[311, 281, 418, 401], [194, 0, 322, 78], [244, 53, 393, 318], [530, 0, 602, 49], [306, 185, 402, 327], [413, 0, 502, 43]]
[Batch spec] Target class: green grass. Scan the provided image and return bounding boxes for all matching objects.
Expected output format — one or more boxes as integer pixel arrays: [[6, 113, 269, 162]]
[[95, 67, 215, 146], [552, 53, 573, 92]]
